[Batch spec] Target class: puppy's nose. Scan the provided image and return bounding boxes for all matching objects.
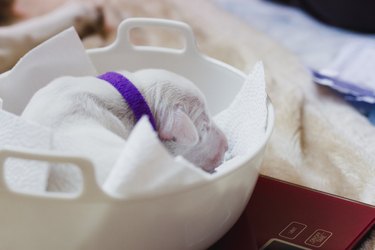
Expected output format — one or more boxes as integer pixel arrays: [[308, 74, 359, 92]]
[[215, 127, 228, 152], [217, 139, 228, 163], [219, 135, 228, 155], [223, 139, 228, 152]]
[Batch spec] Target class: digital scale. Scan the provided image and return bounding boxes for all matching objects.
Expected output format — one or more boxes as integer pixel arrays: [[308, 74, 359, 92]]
[[211, 175, 375, 250]]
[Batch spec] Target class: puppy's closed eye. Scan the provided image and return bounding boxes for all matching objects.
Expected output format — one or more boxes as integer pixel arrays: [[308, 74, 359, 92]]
[[202, 122, 211, 133], [159, 108, 199, 146]]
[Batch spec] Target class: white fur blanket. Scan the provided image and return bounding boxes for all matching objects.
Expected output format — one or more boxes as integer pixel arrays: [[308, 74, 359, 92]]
[[13, 0, 375, 248]]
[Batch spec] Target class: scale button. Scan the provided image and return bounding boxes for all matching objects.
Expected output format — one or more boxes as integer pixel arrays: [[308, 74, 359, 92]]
[[279, 222, 307, 239], [305, 229, 333, 247]]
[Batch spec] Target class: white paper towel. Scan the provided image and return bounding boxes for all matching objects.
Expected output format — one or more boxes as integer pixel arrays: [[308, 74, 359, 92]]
[[0, 28, 98, 193], [215, 62, 268, 167], [103, 117, 208, 198], [0, 110, 51, 193], [0, 27, 98, 115]]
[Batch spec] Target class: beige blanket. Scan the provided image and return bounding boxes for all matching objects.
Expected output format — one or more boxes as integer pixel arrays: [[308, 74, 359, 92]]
[[14, 0, 375, 248]]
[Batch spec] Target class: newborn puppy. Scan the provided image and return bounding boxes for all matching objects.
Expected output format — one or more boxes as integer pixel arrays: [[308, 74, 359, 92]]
[[0, 1, 104, 72], [133, 69, 228, 171], [22, 69, 228, 190]]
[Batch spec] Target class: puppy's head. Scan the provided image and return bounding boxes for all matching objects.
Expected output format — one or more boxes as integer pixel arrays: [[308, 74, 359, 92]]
[[131, 69, 228, 172]]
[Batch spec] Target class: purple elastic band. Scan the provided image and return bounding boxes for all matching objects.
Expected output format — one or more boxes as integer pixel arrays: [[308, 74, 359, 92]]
[[98, 72, 157, 131]]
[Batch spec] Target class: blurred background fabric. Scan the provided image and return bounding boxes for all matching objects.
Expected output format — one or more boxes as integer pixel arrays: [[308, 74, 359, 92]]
[[269, 0, 375, 33], [216, 0, 375, 69]]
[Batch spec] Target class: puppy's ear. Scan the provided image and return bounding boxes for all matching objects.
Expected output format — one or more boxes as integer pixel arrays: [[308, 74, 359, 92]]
[[159, 109, 199, 146]]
